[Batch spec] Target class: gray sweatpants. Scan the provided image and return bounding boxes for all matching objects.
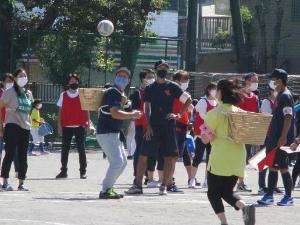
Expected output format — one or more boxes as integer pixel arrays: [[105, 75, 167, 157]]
[[96, 133, 127, 192]]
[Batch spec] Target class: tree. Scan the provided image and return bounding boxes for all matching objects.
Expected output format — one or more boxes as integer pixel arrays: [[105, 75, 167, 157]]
[[18, 0, 168, 84], [255, 0, 271, 73], [230, 0, 251, 72], [271, 0, 284, 69], [0, 0, 15, 75]]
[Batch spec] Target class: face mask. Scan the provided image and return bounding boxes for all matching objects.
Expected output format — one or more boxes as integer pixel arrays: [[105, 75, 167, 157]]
[[17, 77, 28, 88], [210, 89, 217, 97], [157, 70, 168, 78], [144, 78, 155, 86], [115, 75, 129, 89], [37, 104, 42, 109], [5, 82, 13, 89], [250, 82, 258, 91], [69, 83, 79, 90], [180, 82, 189, 91], [269, 80, 276, 90]]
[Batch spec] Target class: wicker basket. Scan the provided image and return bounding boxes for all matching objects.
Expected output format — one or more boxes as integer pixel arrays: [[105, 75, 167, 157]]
[[228, 112, 273, 145], [79, 88, 105, 111]]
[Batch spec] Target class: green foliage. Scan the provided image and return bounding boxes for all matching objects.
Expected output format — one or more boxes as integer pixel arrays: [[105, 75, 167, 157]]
[[212, 27, 231, 49], [241, 5, 254, 27], [17, 0, 168, 84]]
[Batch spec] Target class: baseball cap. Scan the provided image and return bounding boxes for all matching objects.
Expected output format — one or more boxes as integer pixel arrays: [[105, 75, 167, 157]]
[[154, 60, 169, 70]]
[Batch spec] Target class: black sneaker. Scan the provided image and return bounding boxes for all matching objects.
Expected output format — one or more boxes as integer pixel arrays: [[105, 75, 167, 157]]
[[99, 188, 123, 199], [167, 185, 184, 194], [18, 184, 29, 191], [127, 156, 133, 160], [56, 172, 68, 179], [144, 178, 149, 185], [243, 204, 255, 225], [125, 185, 143, 195], [80, 173, 87, 179], [237, 183, 252, 192]]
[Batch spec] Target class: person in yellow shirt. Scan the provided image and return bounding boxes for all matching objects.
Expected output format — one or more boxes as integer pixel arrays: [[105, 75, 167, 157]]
[[29, 99, 48, 155], [202, 79, 255, 225]]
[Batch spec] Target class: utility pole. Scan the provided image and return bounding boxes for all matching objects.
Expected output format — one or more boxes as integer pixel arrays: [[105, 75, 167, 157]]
[[178, 0, 188, 69], [185, 0, 198, 72]]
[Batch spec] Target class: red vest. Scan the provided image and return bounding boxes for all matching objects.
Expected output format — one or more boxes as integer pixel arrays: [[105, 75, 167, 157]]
[[134, 88, 147, 130], [237, 93, 258, 113], [61, 92, 88, 128], [194, 98, 215, 136], [173, 98, 189, 125]]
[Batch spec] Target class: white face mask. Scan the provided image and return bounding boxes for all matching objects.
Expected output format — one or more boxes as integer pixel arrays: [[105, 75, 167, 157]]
[[144, 78, 155, 86], [17, 77, 28, 88], [210, 89, 217, 98], [37, 104, 42, 109], [269, 80, 276, 90], [180, 82, 189, 91], [5, 82, 13, 90], [250, 82, 258, 91]]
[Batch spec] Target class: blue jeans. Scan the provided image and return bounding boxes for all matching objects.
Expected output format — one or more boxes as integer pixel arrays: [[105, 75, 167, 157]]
[[96, 133, 127, 192]]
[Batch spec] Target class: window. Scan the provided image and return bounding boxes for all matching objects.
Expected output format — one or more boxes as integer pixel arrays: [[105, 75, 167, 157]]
[[292, 0, 300, 21]]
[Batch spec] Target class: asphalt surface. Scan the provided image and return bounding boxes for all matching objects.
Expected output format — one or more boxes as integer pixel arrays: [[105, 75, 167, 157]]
[[0, 150, 300, 225]]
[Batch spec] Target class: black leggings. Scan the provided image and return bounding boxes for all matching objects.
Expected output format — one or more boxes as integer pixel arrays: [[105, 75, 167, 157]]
[[1, 123, 30, 180], [207, 172, 240, 214], [61, 127, 87, 174], [292, 153, 300, 185], [183, 137, 211, 167]]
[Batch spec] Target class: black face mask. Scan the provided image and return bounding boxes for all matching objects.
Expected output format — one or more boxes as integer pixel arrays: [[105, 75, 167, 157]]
[[157, 70, 168, 78], [69, 83, 79, 90]]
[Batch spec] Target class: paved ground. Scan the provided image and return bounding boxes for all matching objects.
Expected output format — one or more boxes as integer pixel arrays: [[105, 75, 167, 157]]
[[0, 150, 300, 225]]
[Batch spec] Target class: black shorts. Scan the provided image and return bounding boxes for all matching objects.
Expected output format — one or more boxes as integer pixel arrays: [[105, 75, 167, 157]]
[[266, 146, 289, 169], [141, 125, 179, 158]]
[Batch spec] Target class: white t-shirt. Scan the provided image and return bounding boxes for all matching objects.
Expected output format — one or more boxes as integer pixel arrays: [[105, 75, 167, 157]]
[[57, 90, 79, 107], [260, 99, 273, 114], [195, 97, 218, 119], [57, 90, 81, 127]]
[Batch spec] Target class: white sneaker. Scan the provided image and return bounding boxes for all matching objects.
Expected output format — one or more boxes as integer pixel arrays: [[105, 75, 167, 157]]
[[202, 180, 208, 188], [188, 178, 196, 188], [147, 180, 159, 188]]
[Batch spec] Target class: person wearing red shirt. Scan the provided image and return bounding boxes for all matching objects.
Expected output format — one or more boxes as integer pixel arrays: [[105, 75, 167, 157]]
[[56, 74, 92, 179], [188, 82, 218, 188], [236, 73, 259, 193], [130, 69, 157, 186]]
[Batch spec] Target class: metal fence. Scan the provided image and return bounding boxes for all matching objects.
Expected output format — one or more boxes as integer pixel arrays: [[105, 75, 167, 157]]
[[200, 17, 232, 51], [9, 30, 183, 88]]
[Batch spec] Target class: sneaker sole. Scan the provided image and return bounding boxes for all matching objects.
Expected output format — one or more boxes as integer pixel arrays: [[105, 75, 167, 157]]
[[277, 202, 294, 206], [257, 200, 274, 205]]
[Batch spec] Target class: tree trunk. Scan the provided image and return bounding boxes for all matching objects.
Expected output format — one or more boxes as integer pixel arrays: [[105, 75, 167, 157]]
[[271, 0, 284, 69], [0, 1, 14, 74], [255, 1, 269, 73], [230, 0, 249, 72]]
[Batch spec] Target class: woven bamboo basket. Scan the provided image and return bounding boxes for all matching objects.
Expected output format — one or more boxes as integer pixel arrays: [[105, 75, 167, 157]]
[[79, 88, 105, 111], [228, 112, 273, 145]]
